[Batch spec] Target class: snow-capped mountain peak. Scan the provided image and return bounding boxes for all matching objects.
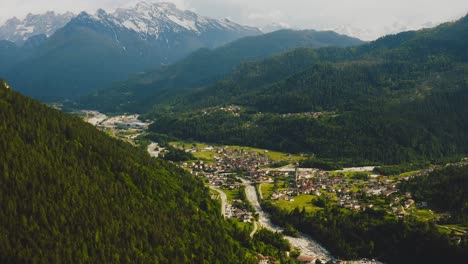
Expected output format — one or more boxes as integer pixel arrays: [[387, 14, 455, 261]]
[[0, 11, 74, 44], [106, 1, 258, 39]]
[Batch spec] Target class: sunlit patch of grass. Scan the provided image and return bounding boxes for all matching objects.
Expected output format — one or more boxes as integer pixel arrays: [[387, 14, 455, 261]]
[[222, 188, 240, 203], [260, 183, 275, 199], [273, 195, 322, 213]]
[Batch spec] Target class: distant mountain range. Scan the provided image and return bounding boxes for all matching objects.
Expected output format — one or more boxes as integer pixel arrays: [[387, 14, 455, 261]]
[[0, 11, 74, 44], [83, 29, 363, 112], [0, 1, 261, 99]]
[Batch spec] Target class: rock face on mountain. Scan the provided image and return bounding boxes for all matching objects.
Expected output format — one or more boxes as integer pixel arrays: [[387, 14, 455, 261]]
[[70, 2, 260, 51], [0, 2, 261, 99], [0, 11, 74, 44], [111, 2, 260, 47]]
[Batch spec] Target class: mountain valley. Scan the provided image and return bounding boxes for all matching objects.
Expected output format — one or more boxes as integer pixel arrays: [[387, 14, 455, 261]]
[[0, 1, 467, 263]]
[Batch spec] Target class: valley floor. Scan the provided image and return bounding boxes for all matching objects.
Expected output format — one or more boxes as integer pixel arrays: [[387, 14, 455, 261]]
[[76, 110, 467, 262]]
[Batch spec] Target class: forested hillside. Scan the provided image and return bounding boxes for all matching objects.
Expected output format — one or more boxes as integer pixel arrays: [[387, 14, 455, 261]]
[[147, 15, 468, 164], [84, 29, 363, 113], [401, 164, 468, 225], [262, 197, 468, 263], [0, 80, 257, 263], [260, 163, 468, 263]]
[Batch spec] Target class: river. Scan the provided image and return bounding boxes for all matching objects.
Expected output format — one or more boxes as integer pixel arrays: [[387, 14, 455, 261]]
[[240, 178, 333, 261]]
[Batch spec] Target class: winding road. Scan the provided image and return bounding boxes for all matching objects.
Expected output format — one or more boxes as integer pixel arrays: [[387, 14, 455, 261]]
[[210, 186, 227, 218], [240, 178, 332, 261], [250, 221, 259, 238]]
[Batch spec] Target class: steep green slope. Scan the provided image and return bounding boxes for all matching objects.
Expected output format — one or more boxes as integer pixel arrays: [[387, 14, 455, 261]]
[[147, 15, 468, 164], [0, 80, 256, 263], [84, 29, 363, 113]]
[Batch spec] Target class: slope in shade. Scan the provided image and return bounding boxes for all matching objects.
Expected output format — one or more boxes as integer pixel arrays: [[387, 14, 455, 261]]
[[0, 80, 256, 263], [85, 29, 364, 113]]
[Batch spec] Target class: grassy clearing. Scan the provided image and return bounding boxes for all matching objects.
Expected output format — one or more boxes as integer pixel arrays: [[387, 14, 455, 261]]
[[330, 171, 372, 178], [273, 195, 322, 213], [233, 220, 254, 233], [193, 151, 219, 161], [228, 145, 304, 162], [437, 226, 453, 235], [209, 189, 221, 199], [411, 209, 441, 221], [399, 170, 422, 178], [222, 188, 240, 203], [260, 183, 275, 200]]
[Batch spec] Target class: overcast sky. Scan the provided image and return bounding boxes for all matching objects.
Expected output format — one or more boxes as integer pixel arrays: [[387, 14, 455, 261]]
[[1, 0, 467, 40]]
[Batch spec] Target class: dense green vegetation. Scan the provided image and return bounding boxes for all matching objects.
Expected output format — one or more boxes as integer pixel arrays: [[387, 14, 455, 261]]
[[299, 157, 344, 171], [262, 202, 468, 263], [84, 30, 363, 113], [161, 145, 195, 162], [400, 164, 468, 224], [147, 15, 468, 164], [373, 162, 431, 176], [249, 229, 294, 263], [0, 81, 261, 263]]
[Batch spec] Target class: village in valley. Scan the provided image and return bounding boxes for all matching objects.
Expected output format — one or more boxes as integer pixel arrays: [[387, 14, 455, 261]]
[[175, 143, 407, 215], [75, 110, 448, 220], [75, 110, 463, 227], [78, 111, 467, 263], [170, 142, 468, 238]]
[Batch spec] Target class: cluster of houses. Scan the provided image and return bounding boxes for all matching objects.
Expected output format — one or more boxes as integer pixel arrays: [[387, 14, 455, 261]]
[[267, 167, 422, 214], [201, 105, 242, 117], [180, 146, 274, 222], [280, 111, 335, 119], [226, 200, 254, 222], [270, 189, 297, 201], [179, 143, 468, 239], [219, 105, 241, 117], [183, 146, 273, 183], [183, 144, 423, 216]]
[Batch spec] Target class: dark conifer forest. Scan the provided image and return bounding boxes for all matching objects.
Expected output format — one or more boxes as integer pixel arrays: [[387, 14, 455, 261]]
[[0, 80, 258, 263]]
